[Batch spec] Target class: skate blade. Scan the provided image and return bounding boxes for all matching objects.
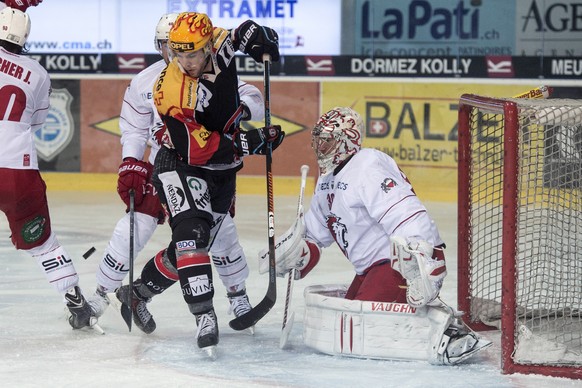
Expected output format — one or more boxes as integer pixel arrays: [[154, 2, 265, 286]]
[[90, 322, 106, 335], [202, 345, 218, 360], [244, 325, 255, 336], [449, 338, 492, 364], [70, 319, 105, 335]]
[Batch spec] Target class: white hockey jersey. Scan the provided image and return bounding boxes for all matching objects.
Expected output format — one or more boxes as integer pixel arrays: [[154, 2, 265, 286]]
[[0, 46, 50, 170], [304, 148, 444, 275], [119, 59, 264, 165]]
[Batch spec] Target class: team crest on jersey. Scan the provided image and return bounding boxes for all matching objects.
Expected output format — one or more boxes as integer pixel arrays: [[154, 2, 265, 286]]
[[21, 215, 46, 243], [34, 88, 74, 162], [381, 177, 397, 193], [326, 212, 348, 253]]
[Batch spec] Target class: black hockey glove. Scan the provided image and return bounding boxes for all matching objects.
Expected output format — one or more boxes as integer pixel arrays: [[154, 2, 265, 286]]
[[235, 125, 285, 156], [235, 20, 280, 62]]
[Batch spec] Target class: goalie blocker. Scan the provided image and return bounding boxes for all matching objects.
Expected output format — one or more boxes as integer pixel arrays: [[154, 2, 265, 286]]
[[303, 285, 491, 365]]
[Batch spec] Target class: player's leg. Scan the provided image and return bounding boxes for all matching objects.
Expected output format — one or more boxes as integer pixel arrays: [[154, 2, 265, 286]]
[[209, 213, 252, 318], [1, 169, 96, 329], [115, 243, 178, 334], [91, 174, 165, 317], [345, 260, 407, 303]]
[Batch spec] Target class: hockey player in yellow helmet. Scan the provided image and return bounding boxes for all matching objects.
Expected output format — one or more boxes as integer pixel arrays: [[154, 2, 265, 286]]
[[127, 12, 284, 358]]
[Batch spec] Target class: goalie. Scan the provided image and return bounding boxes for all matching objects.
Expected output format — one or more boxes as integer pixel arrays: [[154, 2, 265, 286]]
[[259, 107, 491, 365]]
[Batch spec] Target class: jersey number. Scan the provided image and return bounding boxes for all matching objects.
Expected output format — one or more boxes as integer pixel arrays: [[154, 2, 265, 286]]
[[0, 85, 26, 121]]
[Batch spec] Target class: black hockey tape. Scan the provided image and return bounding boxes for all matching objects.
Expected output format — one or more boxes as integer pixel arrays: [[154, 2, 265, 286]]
[[83, 246, 96, 259]]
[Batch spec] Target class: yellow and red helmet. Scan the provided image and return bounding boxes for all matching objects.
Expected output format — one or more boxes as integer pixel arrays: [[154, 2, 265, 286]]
[[169, 12, 213, 53]]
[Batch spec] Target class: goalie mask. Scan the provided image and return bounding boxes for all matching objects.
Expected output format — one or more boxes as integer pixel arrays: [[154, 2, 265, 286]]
[[312, 107, 363, 175], [0, 7, 31, 48], [154, 13, 179, 56]]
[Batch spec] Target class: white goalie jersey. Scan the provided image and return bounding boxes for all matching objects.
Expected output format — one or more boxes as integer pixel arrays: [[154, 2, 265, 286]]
[[304, 148, 444, 275]]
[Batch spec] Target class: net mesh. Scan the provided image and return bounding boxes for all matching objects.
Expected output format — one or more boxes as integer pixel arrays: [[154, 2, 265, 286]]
[[464, 97, 582, 366]]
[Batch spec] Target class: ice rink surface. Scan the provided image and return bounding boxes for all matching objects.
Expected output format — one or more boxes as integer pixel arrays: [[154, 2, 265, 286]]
[[1, 192, 581, 388]]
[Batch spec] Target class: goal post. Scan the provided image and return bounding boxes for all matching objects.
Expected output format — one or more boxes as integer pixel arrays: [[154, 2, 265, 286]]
[[457, 94, 582, 379]]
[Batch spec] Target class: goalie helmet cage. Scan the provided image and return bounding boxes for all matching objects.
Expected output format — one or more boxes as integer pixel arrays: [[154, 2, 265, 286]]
[[457, 94, 582, 379]]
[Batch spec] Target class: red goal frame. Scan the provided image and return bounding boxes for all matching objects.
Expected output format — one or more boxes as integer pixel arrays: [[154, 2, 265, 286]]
[[457, 94, 582, 379]]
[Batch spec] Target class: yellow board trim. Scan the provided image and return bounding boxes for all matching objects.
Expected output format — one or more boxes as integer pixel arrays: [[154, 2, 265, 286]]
[[42, 172, 317, 197], [42, 172, 452, 201]]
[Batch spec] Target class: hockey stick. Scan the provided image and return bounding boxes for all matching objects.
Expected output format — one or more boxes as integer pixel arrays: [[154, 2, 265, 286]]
[[229, 54, 276, 331], [280, 164, 309, 349], [128, 189, 135, 331], [120, 189, 135, 331]]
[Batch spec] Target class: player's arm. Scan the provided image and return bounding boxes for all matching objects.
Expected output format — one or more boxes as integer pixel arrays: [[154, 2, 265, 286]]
[[119, 82, 152, 161], [238, 79, 264, 121], [117, 83, 154, 207]]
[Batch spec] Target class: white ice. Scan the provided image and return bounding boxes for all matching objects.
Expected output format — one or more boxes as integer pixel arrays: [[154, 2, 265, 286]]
[[1, 192, 581, 388]]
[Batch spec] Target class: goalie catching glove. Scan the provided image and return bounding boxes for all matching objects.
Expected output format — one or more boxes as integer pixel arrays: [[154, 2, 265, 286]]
[[390, 236, 447, 308], [258, 207, 320, 279], [117, 157, 150, 207], [234, 125, 285, 156]]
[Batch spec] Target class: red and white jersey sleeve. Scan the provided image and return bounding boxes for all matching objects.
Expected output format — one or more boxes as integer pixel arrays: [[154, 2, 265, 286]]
[[304, 148, 443, 275], [238, 79, 264, 121], [119, 59, 166, 165], [0, 47, 50, 170]]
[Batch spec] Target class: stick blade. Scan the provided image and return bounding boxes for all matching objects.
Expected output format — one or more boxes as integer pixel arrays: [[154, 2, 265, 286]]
[[229, 293, 275, 331], [279, 311, 295, 349], [120, 303, 133, 332]]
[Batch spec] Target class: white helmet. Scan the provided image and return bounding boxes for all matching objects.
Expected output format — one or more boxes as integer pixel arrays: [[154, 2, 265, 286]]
[[0, 7, 31, 47], [312, 107, 364, 176], [154, 13, 179, 54]]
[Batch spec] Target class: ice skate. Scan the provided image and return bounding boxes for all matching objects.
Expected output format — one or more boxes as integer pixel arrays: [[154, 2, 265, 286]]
[[227, 289, 254, 335], [64, 286, 104, 334], [87, 285, 110, 318], [115, 281, 156, 334], [437, 321, 492, 365], [195, 308, 219, 360]]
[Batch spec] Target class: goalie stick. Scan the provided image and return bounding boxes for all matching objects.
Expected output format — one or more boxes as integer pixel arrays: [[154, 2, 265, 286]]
[[280, 164, 309, 349], [120, 189, 135, 331], [229, 54, 276, 331]]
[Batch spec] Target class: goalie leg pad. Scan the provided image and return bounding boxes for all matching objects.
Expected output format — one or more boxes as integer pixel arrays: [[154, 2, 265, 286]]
[[304, 285, 434, 361]]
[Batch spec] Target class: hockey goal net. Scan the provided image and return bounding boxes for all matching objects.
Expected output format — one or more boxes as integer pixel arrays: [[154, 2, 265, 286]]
[[457, 94, 582, 379]]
